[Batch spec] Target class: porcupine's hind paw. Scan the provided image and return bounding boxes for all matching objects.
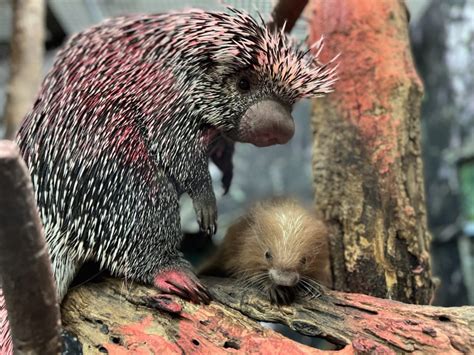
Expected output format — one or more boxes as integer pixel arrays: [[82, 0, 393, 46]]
[[153, 269, 211, 305]]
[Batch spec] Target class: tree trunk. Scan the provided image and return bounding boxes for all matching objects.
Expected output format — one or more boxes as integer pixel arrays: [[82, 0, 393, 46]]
[[2, 0, 45, 139], [309, 0, 435, 304], [62, 277, 474, 354]]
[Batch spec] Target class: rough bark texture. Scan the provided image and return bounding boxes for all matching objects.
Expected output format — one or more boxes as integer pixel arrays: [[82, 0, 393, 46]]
[[308, 0, 435, 304], [62, 277, 474, 354], [2, 0, 44, 139], [0, 140, 61, 354]]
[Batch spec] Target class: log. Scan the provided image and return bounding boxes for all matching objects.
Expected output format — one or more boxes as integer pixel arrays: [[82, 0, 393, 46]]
[[2, 0, 45, 139], [308, 0, 435, 303], [0, 141, 61, 354], [62, 277, 474, 354]]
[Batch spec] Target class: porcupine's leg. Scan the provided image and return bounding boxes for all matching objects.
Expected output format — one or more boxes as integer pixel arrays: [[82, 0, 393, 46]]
[[152, 181, 211, 305], [118, 172, 211, 305], [186, 149, 218, 236], [49, 250, 82, 302]]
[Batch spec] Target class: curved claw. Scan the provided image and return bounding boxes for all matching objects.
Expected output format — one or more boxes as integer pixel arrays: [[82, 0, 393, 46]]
[[146, 294, 183, 315], [154, 269, 211, 305], [194, 200, 217, 236]]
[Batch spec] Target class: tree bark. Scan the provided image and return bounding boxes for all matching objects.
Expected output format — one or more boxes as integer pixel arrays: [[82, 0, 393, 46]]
[[308, 0, 435, 304], [62, 277, 474, 354], [2, 0, 45, 139], [0, 141, 61, 354]]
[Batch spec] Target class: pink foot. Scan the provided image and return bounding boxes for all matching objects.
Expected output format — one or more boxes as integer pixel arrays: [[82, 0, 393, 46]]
[[153, 269, 211, 304]]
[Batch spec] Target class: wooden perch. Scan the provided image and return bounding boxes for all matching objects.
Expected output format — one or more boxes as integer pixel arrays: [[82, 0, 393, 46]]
[[62, 278, 474, 354], [0, 141, 61, 354]]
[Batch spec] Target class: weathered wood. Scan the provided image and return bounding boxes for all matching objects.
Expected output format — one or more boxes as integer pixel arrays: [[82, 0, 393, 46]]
[[308, 0, 435, 303], [62, 279, 329, 354], [62, 278, 474, 354], [0, 140, 61, 354], [2, 0, 45, 139]]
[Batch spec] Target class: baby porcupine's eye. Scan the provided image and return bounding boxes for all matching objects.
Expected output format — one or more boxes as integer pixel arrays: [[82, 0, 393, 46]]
[[265, 250, 273, 261], [300, 256, 307, 265], [237, 76, 251, 92]]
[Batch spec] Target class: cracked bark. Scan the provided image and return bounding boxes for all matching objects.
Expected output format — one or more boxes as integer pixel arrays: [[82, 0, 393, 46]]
[[309, 0, 435, 303]]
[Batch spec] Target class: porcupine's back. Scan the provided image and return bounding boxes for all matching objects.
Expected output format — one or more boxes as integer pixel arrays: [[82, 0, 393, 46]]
[[15, 14, 176, 259]]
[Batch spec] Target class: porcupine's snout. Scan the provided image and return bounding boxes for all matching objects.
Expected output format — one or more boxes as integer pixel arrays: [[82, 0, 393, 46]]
[[269, 268, 300, 287], [239, 100, 295, 147]]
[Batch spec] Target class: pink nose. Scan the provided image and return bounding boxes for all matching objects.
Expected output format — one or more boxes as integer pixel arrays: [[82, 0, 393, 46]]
[[269, 269, 300, 287], [241, 100, 295, 147]]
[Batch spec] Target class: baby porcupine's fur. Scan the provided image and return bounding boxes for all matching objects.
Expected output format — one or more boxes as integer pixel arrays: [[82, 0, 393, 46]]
[[1, 7, 337, 354], [199, 198, 332, 305]]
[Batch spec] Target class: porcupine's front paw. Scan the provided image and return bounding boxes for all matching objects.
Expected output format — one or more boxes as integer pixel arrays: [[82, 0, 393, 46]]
[[193, 197, 217, 235], [153, 268, 211, 305]]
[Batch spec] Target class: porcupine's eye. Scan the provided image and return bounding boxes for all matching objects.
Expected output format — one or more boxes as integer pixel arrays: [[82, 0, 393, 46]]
[[300, 256, 307, 265], [265, 250, 273, 261], [237, 76, 251, 92]]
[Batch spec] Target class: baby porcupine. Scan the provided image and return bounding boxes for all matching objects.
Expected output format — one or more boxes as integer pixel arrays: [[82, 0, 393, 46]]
[[1, 7, 338, 353], [199, 198, 332, 305]]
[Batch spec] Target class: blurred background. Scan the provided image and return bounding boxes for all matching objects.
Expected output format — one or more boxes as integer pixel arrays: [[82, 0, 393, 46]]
[[0, 0, 472, 308]]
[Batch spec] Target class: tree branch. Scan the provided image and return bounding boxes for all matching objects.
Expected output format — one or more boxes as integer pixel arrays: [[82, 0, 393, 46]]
[[267, 0, 308, 33], [62, 278, 474, 353], [0, 140, 61, 354]]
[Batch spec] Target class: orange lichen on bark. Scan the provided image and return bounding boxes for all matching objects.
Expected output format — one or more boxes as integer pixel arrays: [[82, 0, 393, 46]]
[[337, 292, 472, 353], [104, 315, 181, 354], [100, 298, 328, 354], [309, 0, 422, 175], [61, 279, 473, 354], [177, 306, 322, 354], [309, 0, 433, 303]]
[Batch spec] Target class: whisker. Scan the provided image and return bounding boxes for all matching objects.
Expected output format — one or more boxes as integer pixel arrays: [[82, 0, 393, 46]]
[[299, 278, 322, 299], [235, 271, 269, 291]]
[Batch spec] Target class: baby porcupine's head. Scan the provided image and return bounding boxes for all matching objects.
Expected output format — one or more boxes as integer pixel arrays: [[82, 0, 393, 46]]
[[229, 198, 331, 305]]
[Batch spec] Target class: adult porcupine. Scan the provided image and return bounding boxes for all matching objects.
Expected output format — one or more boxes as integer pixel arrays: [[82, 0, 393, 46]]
[[1, 7, 337, 352]]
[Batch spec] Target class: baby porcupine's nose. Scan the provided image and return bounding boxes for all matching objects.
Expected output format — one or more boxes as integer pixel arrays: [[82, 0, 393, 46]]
[[269, 269, 300, 287]]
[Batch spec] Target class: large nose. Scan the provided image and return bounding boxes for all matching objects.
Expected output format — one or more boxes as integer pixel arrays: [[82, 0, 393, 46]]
[[242, 100, 295, 147], [269, 269, 300, 287]]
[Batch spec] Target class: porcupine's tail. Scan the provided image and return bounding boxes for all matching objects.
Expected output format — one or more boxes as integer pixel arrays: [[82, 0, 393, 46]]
[[0, 288, 13, 355]]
